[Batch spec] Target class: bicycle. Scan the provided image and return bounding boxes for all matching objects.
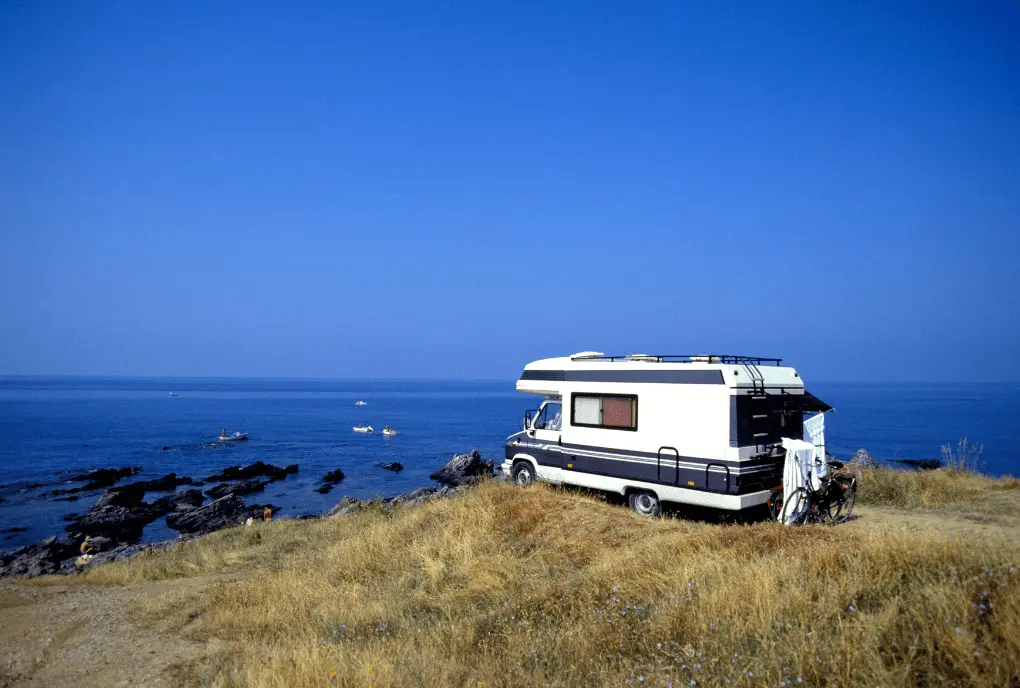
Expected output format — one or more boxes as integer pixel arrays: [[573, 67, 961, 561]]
[[767, 460, 858, 525]]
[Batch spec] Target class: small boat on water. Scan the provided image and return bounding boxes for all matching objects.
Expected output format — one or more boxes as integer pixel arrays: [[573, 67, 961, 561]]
[[353, 424, 374, 433], [169, 392, 178, 397], [218, 431, 248, 442], [354, 400, 368, 406], [382, 425, 399, 437]]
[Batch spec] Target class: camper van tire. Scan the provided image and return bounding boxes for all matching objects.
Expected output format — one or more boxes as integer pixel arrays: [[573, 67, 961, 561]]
[[628, 490, 661, 517], [511, 460, 535, 487]]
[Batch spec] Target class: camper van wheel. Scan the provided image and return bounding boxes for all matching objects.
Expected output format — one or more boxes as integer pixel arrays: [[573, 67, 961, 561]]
[[628, 490, 661, 518], [511, 461, 535, 487]]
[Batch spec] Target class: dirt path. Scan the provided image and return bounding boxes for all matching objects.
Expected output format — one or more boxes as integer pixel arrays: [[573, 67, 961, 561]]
[[0, 577, 224, 687], [849, 503, 1020, 539]]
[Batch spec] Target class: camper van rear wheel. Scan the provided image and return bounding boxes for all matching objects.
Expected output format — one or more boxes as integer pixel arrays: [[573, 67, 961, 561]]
[[512, 461, 535, 487], [628, 490, 661, 517]]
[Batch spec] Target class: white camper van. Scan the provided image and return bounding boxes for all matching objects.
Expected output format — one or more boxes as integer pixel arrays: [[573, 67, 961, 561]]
[[503, 352, 832, 516]]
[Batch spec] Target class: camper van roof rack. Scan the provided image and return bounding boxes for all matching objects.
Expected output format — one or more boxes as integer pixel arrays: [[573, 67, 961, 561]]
[[569, 354, 783, 365]]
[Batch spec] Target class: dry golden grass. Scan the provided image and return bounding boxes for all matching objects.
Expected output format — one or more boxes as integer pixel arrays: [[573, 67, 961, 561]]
[[857, 466, 1020, 514], [67, 478, 1020, 687]]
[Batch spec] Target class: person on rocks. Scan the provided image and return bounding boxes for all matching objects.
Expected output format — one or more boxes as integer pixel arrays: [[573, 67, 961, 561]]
[[263, 506, 273, 522], [80, 536, 95, 555]]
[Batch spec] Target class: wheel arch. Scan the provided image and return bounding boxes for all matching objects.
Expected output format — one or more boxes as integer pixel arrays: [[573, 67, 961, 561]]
[[622, 485, 660, 499], [511, 454, 539, 473]]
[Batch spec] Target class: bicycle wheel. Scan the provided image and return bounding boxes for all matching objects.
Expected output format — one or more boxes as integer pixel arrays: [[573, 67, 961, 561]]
[[837, 476, 857, 523], [768, 488, 784, 522], [779, 487, 810, 525], [825, 480, 846, 522]]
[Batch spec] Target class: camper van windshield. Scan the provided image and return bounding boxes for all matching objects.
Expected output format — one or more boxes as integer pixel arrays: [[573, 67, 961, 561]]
[[534, 402, 562, 431]]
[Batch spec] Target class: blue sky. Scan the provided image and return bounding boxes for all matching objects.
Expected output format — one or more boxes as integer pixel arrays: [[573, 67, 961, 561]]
[[1, 1, 1018, 381]]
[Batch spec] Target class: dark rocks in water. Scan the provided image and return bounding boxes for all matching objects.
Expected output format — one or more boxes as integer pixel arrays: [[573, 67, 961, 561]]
[[94, 482, 147, 509], [66, 503, 155, 541], [51, 487, 82, 497], [128, 473, 195, 492], [24, 483, 45, 490], [848, 449, 880, 469], [152, 489, 205, 514], [63, 485, 203, 543], [321, 469, 345, 484], [429, 450, 495, 486], [314, 485, 333, 494], [55, 495, 80, 502], [205, 479, 269, 499], [166, 494, 246, 534], [894, 458, 942, 471], [0, 535, 84, 578], [62, 512, 79, 522], [206, 461, 291, 482], [159, 446, 171, 451], [69, 467, 140, 490], [0, 527, 27, 534], [380, 462, 404, 473], [284, 464, 299, 475]]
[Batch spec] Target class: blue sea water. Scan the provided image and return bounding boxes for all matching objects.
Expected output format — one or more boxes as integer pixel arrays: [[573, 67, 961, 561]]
[[0, 377, 1016, 549]]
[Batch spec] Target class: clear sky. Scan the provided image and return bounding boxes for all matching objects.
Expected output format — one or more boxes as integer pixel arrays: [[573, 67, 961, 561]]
[[1, 1, 1018, 381]]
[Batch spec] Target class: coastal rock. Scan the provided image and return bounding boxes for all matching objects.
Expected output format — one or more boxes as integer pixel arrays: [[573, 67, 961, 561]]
[[69, 467, 140, 490], [893, 458, 942, 471], [72, 537, 192, 572], [321, 469, 345, 484], [325, 486, 458, 518], [66, 504, 156, 540], [284, 464, 299, 475], [205, 479, 268, 499], [152, 489, 205, 514], [128, 473, 196, 492], [166, 495, 246, 534], [206, 461, 292, 482], [314, 485, 334, 494], [380, 462, 404, 473], [0, 535, 83, 578], [848, 449, 880, 469], [64, 486, 203, 542], [88, 535, 116, 552], [94, 483, 147, 509], [429, 450, 494, 486], [245, 503, 280, 521]]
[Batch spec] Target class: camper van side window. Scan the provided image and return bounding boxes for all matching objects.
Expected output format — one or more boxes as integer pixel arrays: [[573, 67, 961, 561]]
[[570, 394, 638, 431]]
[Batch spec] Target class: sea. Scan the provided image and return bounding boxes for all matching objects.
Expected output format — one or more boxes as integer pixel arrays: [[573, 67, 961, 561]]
[[0, 377, 1016, 549]]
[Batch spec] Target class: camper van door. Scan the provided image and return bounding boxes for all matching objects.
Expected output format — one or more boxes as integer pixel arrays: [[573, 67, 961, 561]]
[[532, 400, 564, 468]]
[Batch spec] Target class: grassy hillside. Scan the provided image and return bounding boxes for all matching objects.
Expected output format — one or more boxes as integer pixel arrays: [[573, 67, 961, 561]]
[[47, 471, 1020, 686]]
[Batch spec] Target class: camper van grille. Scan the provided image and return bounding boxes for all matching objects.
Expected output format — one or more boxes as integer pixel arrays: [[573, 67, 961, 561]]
[[569, 354, 783, 365]]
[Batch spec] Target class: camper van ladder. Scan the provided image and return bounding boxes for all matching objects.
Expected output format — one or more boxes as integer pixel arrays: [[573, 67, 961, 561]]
[[745, 364, 770, 455]]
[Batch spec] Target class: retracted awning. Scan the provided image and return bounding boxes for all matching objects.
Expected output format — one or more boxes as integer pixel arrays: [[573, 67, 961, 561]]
[[801, 390, 834, 413]]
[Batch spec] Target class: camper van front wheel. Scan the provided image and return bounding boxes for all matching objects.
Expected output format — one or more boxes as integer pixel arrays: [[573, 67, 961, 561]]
[[628, 490, 661, 517], [512, 461, 535, 487]]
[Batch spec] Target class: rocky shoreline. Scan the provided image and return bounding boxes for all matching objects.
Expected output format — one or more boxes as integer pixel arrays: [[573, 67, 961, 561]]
[[0, 450, 496, 579]]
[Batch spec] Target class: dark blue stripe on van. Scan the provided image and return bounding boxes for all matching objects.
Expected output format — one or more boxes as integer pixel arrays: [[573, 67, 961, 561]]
[[519, 370, 724, 384]]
